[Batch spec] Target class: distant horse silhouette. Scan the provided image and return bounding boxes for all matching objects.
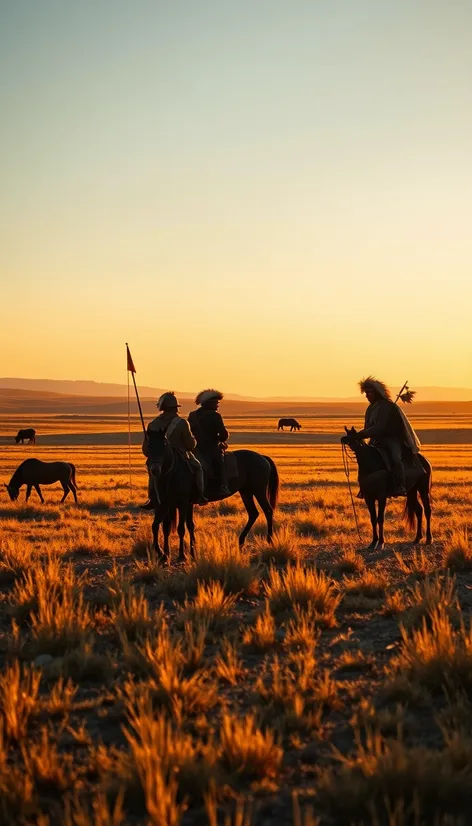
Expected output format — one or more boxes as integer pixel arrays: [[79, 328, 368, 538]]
[[15, 428, 36, 444], [147, 429, 279, 563], [277, 418, 301, 432], [341, 427, 432, 550], [5, 459, 78, 504]]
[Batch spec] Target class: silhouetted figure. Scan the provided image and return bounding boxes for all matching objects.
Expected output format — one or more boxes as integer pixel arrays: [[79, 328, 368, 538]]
[[140, 392, 206, 510], [15, 428, 36, 444], [277, 418, 301, 431], [188, 389, 231, 497], [341, 426, 432, 550], [355, 377, 421, 496], [5, 459, 77, 503], [147, 427, 279, 563]]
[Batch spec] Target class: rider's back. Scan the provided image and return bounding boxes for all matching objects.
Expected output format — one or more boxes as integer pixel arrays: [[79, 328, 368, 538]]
[[188, 408, 228, 449]]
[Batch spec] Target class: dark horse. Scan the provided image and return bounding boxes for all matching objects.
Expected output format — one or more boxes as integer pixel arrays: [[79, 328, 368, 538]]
[[148, 430, 279, 563], [341, 427, 432, 550], [5, 459, 78, 504], [278, 418, 301, 431], [15, 428, 36, 444]]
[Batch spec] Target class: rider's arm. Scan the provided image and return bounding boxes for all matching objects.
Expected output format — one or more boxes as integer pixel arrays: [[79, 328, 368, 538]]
[[357, 403, 391, 439], [180, 420, 197, 452], [142, 433, 150, 457], [357, 424, 382, 439], [215, 413, 229, 442]]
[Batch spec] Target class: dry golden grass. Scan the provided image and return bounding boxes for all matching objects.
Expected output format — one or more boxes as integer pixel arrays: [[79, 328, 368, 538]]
[[263, 564, 340, 626], [0, 419, 471, 824], [443, 527, 472, 570]]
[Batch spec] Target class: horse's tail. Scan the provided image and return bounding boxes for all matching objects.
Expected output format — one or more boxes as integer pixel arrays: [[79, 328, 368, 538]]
[[403, 494, 417, 530], [265, 456, 279, 510], [69, 463, 77, 488]]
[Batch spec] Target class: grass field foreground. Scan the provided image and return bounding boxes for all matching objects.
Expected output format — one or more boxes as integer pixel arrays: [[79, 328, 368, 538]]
[[0, 417, 472, 825]]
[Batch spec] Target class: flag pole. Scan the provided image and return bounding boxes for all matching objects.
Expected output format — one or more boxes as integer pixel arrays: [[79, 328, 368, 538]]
[[127, 362, 132, 500], [126, 343, 146, 437]]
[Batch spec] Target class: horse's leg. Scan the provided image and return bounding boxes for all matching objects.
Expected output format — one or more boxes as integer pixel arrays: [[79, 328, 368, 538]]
[[186, 505, 196, 560], [60, 483, 70, 503], [254, 490, 274, 544], [162, 517, 171, 565], [366, 497, 378, 549], [177, 505, 187, 563], [151, 512, 163, 558], [25, 485, 32, 502], [69, 481, 78, 504], [238, 491, 259, 546], [419, 480, 433, 545], [377, 497, 387, 550], [35, 484, 44, 504]]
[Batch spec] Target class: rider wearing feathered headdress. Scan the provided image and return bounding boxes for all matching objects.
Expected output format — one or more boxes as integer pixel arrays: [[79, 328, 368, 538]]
[[188, 389, 231, 497], [356, 377, 421, 496]]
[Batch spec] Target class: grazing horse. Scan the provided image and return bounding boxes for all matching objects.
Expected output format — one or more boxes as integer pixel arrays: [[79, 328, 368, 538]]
[[278, 418, 301, 431], [5, 459, 78, 504], [341, 427, 432, 550], [15, 428, 36, 444], [148, 430, 279, 563]]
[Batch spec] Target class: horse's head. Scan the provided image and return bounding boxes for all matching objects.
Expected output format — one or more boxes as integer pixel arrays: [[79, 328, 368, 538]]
[[14, 435, 20, 444], [147, 428, 172, 483], [5, 483, 19, 501], [341, 426, 364, 450]]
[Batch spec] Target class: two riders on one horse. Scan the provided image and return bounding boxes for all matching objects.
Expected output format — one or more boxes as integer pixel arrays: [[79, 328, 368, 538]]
[[141, 388, 231, 510], [343, 375, 422, 498]]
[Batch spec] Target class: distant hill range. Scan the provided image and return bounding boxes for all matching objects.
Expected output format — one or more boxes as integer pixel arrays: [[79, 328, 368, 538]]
[[0, 384, 472, 418], [0, 377, 471, 403]]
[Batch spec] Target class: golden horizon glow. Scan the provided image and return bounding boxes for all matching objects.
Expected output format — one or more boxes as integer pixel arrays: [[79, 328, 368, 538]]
[[1, 2, 471, 397]]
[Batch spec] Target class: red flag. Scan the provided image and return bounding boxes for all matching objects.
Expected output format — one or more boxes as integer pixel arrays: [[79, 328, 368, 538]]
[[126, 344, 136, 374]]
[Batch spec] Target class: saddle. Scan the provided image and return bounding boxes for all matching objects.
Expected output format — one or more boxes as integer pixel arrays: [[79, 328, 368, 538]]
[[197, 451, 238, 482], [359, 447, 424, 498]]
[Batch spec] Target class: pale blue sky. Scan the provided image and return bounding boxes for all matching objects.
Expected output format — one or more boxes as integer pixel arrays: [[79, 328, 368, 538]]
[[1, 1, 471, 395]]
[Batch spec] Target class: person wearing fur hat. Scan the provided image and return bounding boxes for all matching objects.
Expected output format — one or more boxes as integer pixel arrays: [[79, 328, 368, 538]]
[[140, 391, 207, 509], [188, 389, 231, 497], [354, 377, 421, 496]]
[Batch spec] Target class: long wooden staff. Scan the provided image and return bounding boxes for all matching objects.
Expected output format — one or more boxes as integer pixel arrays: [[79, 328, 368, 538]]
[[126, 343, 146, 437]]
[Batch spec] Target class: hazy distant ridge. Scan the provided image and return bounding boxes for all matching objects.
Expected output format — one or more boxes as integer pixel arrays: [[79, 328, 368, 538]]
[[0, 378, 471, 403]]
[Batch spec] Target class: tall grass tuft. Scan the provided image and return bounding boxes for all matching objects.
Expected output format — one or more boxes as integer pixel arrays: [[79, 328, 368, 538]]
[[219, 713, 283, 780], [388, 606, 472, 693], [0, 661, 41, 741], [189, 532, 258, 594], [253, 525, 303, 565], [444, 528, 472, 571], [263, 564, 340, 625], [242, 601, 277, 650]]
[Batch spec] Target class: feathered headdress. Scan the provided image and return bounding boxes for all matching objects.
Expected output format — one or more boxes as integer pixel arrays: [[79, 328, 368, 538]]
[[195, 389, 224, 405], [359, 376, 391, 401]]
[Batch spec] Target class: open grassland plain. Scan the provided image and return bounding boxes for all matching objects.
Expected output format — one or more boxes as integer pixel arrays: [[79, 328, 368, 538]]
[[0, 415, 472, 825]]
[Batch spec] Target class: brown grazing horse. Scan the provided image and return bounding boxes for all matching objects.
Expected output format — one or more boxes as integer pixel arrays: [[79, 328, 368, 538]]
[[341, 427, 432, 550], [148, 430, 279, 563], [278, 418, 301, 431], [5, 459, 78, 504], [15, 428, 36, 444]]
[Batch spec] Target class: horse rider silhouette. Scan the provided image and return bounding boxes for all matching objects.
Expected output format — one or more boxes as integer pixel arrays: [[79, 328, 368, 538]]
[[347, 376, 422, 497], [188, 389, 231, 498], [140, 392, 206, 510]]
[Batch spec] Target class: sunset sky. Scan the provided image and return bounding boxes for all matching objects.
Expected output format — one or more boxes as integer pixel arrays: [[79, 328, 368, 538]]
[[1, 1, 471, 398]]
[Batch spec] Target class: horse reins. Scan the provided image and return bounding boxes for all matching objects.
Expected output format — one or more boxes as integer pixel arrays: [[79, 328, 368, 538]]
[[341, 442, 363, 541]]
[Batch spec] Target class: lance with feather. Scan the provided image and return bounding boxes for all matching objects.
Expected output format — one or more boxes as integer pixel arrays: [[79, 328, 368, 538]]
[[394, 380, 417, 405]]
